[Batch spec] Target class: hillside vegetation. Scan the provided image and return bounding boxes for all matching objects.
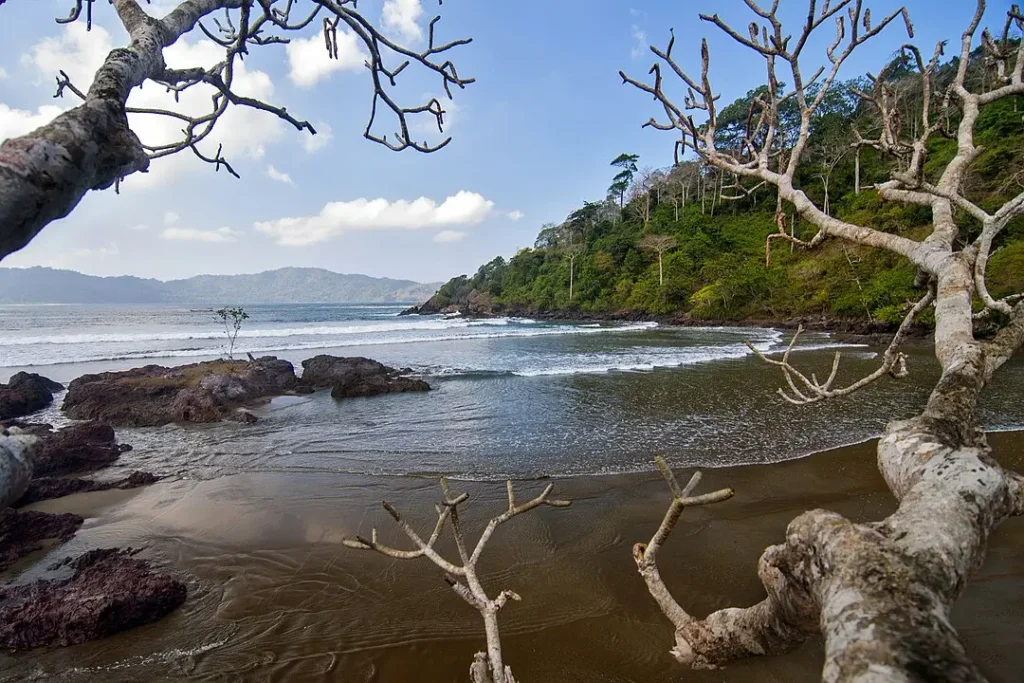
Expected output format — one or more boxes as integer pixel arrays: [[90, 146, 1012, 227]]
[[415, 49, 1024, 328]]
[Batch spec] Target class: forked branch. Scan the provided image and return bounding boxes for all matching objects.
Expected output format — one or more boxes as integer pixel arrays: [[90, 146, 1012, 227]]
[[344, 478, 570, 683], [747, 286, 936, 405], [633, 457, 734, 632]]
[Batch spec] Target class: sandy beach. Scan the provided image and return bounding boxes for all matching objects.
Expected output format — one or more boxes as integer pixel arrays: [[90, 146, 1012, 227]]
[[3, 430, 1022, 682]]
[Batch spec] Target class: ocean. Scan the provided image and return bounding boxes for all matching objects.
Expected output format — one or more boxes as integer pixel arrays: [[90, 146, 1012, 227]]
[[2, 303, 1023, 480]]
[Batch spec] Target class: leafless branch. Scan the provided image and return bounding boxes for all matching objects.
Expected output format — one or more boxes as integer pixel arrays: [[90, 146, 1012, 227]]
[[344, 478, 570, 683], [748, 285, 935, 405], [317, 0, 475, 152], [633, 457, 733, 632]]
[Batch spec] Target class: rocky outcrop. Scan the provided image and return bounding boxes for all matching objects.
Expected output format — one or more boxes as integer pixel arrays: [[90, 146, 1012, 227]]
[[0, 547, 186, 649], [62, 357, 298, 427], [400, 289, 495, 317], [0, 422, 170, 652], [300, 355, 431, 399], [0, 372, 63, 420], [0, 508, 83, 572], [28, 422, 131, 478]]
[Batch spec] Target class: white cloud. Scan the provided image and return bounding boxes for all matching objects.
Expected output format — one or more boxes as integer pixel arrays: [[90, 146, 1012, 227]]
[[22, 23, 111, 89], [285, 32, 364, 88], [0, 103, 65, 143], [128, 223, 150, 232], [303, 121, 333, 152], [164, 211, 180, 226], [0, 67, 8, 80], [266, 165, 294, 185], [433, 230, 467, 243], [507, 210, 525, 221], [13, 242, 121, 270], [255, 190, 495, 246], [383, 0, 423, 42], [15, 24, 288, 188], [631, 25, 648, 59], [161, 226, 243, 243]]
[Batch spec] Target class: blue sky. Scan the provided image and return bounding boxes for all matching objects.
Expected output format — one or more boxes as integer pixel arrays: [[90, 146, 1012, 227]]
[[0, 0, 1000, 283]]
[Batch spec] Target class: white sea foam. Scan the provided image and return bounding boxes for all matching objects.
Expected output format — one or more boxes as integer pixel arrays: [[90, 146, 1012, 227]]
[[0, 321, 661, 367], [0, 316, 538, 347]]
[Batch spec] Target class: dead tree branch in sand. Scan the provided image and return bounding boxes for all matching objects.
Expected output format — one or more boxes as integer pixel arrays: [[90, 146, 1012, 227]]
[[0, 0, 473, 261], [633, 457, 734, 651], [622, 0, 1024, 678], [344, 478, 571, 683]]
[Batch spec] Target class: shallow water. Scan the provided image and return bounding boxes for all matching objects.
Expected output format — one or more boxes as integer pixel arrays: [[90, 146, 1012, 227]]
[[3, 434, 1022, 682]]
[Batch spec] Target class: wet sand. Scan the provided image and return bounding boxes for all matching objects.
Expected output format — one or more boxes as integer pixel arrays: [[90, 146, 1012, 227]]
[[3, 431, 1023, 682]]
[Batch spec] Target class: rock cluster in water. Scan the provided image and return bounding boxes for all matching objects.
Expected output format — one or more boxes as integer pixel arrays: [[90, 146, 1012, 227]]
[[0, 372, 64, 421], [0, 353, 429, 651], [62, 356, 299, 426], [300, 355, 431, 398], [62, 355, 431, 427], [1, 391, 175, 651]]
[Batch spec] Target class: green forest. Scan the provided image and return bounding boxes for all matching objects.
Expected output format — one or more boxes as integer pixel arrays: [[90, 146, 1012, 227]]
[[416, 47, 1024, 328]]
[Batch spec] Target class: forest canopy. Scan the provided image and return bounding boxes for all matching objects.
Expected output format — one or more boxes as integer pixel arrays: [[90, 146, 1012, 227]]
[[420, 46, 1024, 326]]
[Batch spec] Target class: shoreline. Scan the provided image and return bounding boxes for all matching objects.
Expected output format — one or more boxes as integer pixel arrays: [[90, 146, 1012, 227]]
[[5, 430, 1023, 682], [401, 301, 925, 337]]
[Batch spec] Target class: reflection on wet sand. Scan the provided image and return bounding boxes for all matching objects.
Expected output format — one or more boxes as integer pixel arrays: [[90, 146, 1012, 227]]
[[3, 432, 1022, 682]]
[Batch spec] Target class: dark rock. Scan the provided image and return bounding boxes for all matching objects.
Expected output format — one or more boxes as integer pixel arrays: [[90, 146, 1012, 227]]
[[301, 355, 390, 388], [331, 374, 431, 399], [0, 508, 83, 572], [31, 422, 129, 477], [232, 409, 258, 424], [0, 373, 63, 421], [62, 357, 298, 427], [0, 547, 186, 650], [293, 385, 316, 395], [15, 471, 159, 507], [300, 355, 431, 399]]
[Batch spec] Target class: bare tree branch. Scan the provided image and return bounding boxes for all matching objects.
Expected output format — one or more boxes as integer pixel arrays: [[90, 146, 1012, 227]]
[[0, 0, 473, 261], [345, 478, 570, 683]]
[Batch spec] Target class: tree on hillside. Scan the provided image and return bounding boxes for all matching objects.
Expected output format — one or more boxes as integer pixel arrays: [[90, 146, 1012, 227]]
[[609, 152, 640, 207], [638, 233, 677, 286], [564, 239, 585, 301], [0, 0, 473, 261], [629, 167, 658, 230], [621, 0, 1024, 678], [566, 201, 601, 243]]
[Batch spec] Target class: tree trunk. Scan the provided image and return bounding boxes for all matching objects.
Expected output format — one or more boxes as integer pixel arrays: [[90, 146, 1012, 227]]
[[569, 257, 574, 300], [854, 149, 861, 195], [0, 0, 243, 261], [658, 252, 664, 286]]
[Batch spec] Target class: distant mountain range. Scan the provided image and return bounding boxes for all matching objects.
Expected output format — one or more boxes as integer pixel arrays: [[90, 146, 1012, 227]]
[[0, 267, 441, 304]]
